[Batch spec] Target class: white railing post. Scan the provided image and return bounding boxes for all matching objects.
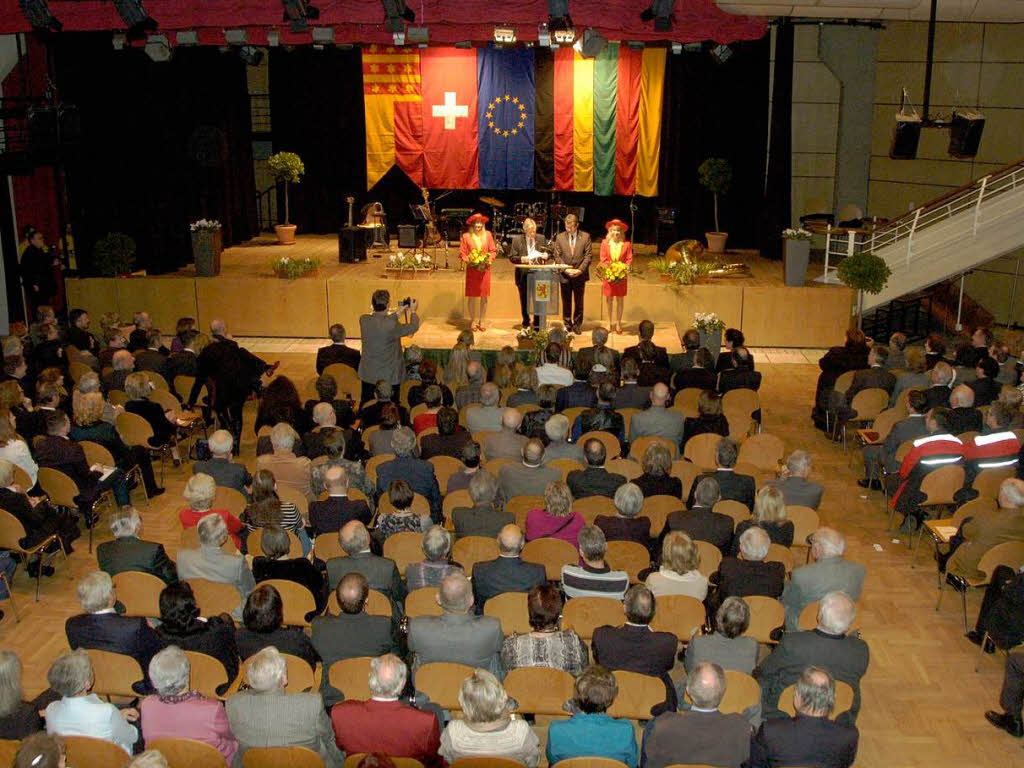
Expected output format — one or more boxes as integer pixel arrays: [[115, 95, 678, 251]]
[[973, 175, 989, 236], [823, 229, 832, 281], [907, 209, 921, 270], [955, 273, 965, 331]]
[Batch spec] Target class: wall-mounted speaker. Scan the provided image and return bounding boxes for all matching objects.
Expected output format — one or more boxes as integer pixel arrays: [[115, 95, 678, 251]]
[[890, 114, 921, 160], [949, 110, 985, 159]]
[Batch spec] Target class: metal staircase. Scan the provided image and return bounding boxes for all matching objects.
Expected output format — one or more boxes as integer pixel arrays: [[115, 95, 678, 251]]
[[815, 157, 1024, 312]]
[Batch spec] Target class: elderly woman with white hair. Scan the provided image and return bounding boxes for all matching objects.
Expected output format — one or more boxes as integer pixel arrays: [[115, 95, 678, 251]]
[[44, 649, 139, 754], [139, 646, 238, 765], [178, 472, 245, 549], [406, 526, 464, 590], [0, 649, 52, 739], [595, 482, 653, 551], [715, 527, 786, 607], [732, 486, 794, 556], [226, 646, 343, 768], [0, 457, 79, 561], [439, 668, 540, 767]]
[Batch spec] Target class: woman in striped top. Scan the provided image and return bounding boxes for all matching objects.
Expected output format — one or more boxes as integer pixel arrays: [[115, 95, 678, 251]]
[[243, 470, 310, 555]]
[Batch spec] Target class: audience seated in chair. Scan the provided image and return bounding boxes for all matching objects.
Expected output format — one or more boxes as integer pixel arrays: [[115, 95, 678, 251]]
[[0, 651, 54, 740], [733, 486, 795, 556], [309, 465, 372, 537], [520, 385, 559, 442], [484, 408, 528, 462], [646, 531, 708, 601], [326, 521, 406, 603], [546, 664, 638, 768], [176, 512, 255, 620], [890, 406, 965, 532], [179, 473, 244, 550], [682, 389, 730, 450], [96, 505, 175, 583], [0, 456, 79, 566], [235, 582, 319, 668], [500, 438, 562, 500], [406, 525, 464, 590], [687, 437, 755, 511], [781, 527, 864, 631], [595, 482, 653, 552], [501, 583, 589, 676], [316, 323, 361, 375], [684, 597, 758, 675], [715, 527, 786, 606], [557, 357, 598, 414], [568, 438, 627, 500], [562, 524, 629, 600], [540, 414, 585, 463], [255, 424, 313, 501], [375, 428, 442, 524], [374, 479, 431, 545], [421, 406, 472, 461], [628, 383, 685, 447], [192, 429, 250, 496], [452, 470, 512, 540], [666, 476, 734, 556], [525, 480, 585, 546], [506, 367, 539, 408], [472, 524, 546, 610], [944, 478, 1024, 584], [310, 428, 375, 500], [154, 580, 238, 693], [634, 442, 681, 499], [252, 525, 326, 618], [673, 346, 717, 393], [766, 449, 824, 510], [454, 360, 487, 411]]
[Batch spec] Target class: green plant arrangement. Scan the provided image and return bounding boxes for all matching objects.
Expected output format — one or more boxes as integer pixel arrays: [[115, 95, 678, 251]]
[[782, 227, 813, 241], [267, 151, 305, 225], [837, 251, 891, 295], [516, 327, 575, 365], [693, 311, 726, 333], [270, 254, 320, 280], [92, 232, 137, 277], [698, 157, 732, 232]]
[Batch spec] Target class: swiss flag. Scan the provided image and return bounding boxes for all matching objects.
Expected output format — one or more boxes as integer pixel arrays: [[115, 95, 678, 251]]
[[395, 48, 478, 189]]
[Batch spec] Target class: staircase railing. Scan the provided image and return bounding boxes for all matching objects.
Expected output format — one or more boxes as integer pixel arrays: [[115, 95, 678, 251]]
[[255, 185, 277, 233]]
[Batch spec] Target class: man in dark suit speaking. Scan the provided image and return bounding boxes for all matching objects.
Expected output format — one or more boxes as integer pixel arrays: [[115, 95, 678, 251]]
[[507, 218, 549, 331], [553, 213, 592, 333]]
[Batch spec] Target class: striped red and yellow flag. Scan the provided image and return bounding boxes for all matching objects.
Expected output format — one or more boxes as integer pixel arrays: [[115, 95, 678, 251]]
[[363, 44, 422, 189]]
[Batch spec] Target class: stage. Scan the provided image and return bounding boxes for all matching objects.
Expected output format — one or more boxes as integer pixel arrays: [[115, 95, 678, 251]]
[[65, 234, 855, 348]]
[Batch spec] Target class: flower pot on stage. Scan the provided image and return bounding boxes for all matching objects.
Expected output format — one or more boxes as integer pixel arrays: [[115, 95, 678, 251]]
[[191, 229, 222, 277], [385, 268, 432, 280], [783, 239, 810, 287], [698, 328, 723, 365], [275, 224, 297, 245], [705, 232, 728, 253]]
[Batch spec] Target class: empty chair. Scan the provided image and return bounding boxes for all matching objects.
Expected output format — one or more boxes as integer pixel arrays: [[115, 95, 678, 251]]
[[522, 537, 579, 581], [241, 746, 326, 768], [63, 735, 132, 768], [742, 596, 786, 644], [414, 661, 475, 711], [147, 738, 228, 768], [562, 597, 623, 642], [484, 592, 531, 636]]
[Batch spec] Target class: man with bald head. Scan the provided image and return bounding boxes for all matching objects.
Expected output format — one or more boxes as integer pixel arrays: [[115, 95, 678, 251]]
[[947, 383, 982, 434], [755, 591, 870, 725], [484, 408, 528, 461], [312, 573, 400, 706], [923, 361, 954, 409], [407, 572, 504, 676], [471, 524, 546, 610], [309, 465, 372, 536], [781, 527, 865, 630], [499, 438, 561, 499], [628, 382, 685, 447], [325, 521, 405, 605], [465, 381, 503, 433], [567, 438, 626, 500], [455, 361, 487, 411]]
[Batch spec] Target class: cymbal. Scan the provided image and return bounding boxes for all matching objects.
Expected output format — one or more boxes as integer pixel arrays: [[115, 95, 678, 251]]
[[480, 196, 505, 208]]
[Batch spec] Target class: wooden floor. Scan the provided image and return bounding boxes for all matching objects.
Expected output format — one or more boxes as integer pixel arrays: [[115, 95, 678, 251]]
[[3, 348, 1019, 767]]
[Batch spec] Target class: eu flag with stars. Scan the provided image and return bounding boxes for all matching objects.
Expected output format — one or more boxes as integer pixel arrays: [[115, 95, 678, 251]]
[[478, 47, 535, 189]]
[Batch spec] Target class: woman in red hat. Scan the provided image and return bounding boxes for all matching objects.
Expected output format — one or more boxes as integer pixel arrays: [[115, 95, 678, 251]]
[[459, 212, 497, 331], [599, 219, 633, 334]]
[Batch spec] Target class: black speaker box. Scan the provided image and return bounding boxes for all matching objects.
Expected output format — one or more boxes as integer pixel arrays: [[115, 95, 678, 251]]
[[27, 105, 58, 161], [890, 115, 922, 160], [397, 224, 418, 249], [338, 226, 368, 263], [949, 110, 985, 159]]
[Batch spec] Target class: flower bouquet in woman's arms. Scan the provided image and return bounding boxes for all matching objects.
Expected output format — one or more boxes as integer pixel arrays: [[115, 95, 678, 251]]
[[466, 248, 491, 271], [693, 311, 725, 333], [597, 261, 630, 283]]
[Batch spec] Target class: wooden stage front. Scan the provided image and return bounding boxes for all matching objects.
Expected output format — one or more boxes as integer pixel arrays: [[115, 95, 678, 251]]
[[66, 234, 855, 348]]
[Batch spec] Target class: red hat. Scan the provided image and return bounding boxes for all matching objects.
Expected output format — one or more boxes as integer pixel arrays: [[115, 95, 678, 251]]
[[467, 213, 489, 225], [605, 219, 629, 232]]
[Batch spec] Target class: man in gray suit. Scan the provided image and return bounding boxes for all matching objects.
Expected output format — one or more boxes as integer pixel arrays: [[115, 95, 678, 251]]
[[466, 382, 503, 433], [628, 383, 685, 447], [326, 520, 406, 607], [499, 439, 562, 499], [542, 415, 585, 463], [781, 527, 865, 630], [484, 409, 528, 461], [860, 389, 929, 490], [766, 450, 824, 510], [407, 572, 504, 678], [176, 513, 254, 620], [226, 646, 343, 768], [358, 289, 420, 405], [192, 429, 250, 493]]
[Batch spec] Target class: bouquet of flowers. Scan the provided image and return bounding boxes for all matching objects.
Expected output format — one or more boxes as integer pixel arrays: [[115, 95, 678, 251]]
[[388, 251, 433, 270], [693, 311, 725, 333], [189, 219, 222, 232], [271, 255, 320, 280], [598, 260, 630, 283], [782, 227, 813, 241], [467, 248, 490, 271]]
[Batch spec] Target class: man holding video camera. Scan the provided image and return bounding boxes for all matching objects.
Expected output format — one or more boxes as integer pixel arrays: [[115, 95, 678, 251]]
[[358, 289, 421, 405]]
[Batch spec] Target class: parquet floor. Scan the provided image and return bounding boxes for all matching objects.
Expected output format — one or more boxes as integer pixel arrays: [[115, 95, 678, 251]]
[[3, 347, 1021, 767]]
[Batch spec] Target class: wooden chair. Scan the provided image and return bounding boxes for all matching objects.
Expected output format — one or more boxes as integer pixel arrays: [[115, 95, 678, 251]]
[[365, 454, 395, 487], [430, 455, 464, 495], [505, 666, 575, 716], [278, 485, 311, 524], [88, 649, 145, 699], [405, 586, 444, 617], [606, 458, 642, 481], [573, 495, 616, 524], [142, 370, 170, 391], [416, 428, 440, 449], [175, 375, 207, 403], [777, 680, 855, 719], [766, 543, 795, 573], [507, 495, 545, 530], [672, 388, 703, 419], [838, 388, 890, 450], [743, 596, 786, 644], [618, 408, 640, 439], [260, 579, 318, 626], [361, 425, 381, 454], [38, 465, 110, 553], [905, 464, 966, 554], [108, 389, 129, 407], [323, 363, 362, 402], [366, 588, 394, 618], [722, 388, 762, 427], [68, 360, 93, 384], [562, 407, 588, 429], [314, 533, 344, 561], [0, 741, 19, 768], [482, 457, 514, 477], [484, 591, 531, 635], [605, 540, 651, 583], [247, 528, 304, 559], [399, 379, 418, 408], [148, 738, 228, 768], [280, 652, 320, 693], [650, 594, 706, 644], [632, 435, 678, 461], [63, 735, 132, 768], [548, 458, 585, 482], [185, 578, 242, 618], [180, 526, 237, 554], [117, 410, 170, 484], [973, 466, 1017, 500], [714, 500, 751, 531], [832, 370, 856, 396], [939, 540, 1024, 632], [522, 537, 578, 580], [562, 596, 623, 641], [552, 760, 630, 768], [186, 649, 240, 700], [415, 661, 475, 711], [112, 570, 165, 618], [683, 433, 720, 469], [737, 433, 785, 472], [694, 540, 722, 579], [606, 670, 664, 720], [211, 486, 247, 518], [449, 759, 525, 768], [719, 670, 762, 716], [346, 756, 424, 768], [328, 657, 373, 700], [10, 464, 31, 493], [149, 387, 181, 414], [642, 495, 683, 538], [443, 489, 474, 524], [452, 536, 500, 578], [409, 403, 429, 421], [785, 506, 820, 554], [383, 531, 425, 577], [0, 506, 69, 602], [242, 746, 325, 768], [81, 439, 147, 507], [670, 460, 700, 500], [578, 430, 621, 460]]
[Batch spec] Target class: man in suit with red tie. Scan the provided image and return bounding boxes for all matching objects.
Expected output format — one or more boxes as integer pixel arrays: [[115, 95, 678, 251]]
[[554, 213, 592, 333]]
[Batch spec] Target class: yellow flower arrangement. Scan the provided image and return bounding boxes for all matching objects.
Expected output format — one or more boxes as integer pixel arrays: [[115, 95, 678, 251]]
[[598, 260, 630, 283], [467, 248, 490, 271]]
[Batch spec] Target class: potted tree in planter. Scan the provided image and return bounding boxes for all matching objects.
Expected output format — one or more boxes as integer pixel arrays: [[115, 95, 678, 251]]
[[837, 251, 892, 328], [698, 157, 732, 253], [267, 151, 305, 245], [92, 232, 137, 277]]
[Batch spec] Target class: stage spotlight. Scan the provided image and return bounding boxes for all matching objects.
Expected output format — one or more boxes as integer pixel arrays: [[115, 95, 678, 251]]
[[176, 30, 198, 45], [538, 23, 550, 47], [574, 27, 606, 59], [224, 29, 246, 45], [549, 16, 575, 45], [282, 0, 319, 32], [144, 34, 172, 62], [382, 0, 415, 33], [111, 32, 127, 50], [239, 45, 263, 66], [392, 31, 405, 45], [710, 44, 732, 64], [493, 25, 516, 44], [19, 0, 62, 32], [113, 0, 157, 36], [640, 0, 674, 32], [407, 26, 429, 44], [312, 26, 334, 45]]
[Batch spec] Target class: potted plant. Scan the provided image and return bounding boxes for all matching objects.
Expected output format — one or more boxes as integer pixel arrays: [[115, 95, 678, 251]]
[[693, 311, 725, 364], [385, 251, 434, 280], [781, 227, 813, 287], [267, 151, 305, 245], [837, 251, 892, 327], [698, 157, 732, 253], [92, 232, 136, 277], [190, 219, 223, 277], [270, 254, 321, 279]]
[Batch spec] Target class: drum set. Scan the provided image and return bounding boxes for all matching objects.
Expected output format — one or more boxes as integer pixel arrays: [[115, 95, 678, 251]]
[[481, 196, 580, 254]]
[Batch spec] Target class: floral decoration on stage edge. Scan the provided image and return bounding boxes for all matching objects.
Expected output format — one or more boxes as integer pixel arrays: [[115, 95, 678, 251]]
[[387, 251, 434, 270], [782, 227, 813, 241], [189, 219, 222, 232], [271, 254, 320, 280]]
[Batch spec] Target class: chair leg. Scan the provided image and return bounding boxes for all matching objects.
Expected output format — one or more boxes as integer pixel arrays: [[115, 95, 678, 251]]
[[960, 588, 969, 634], [975, 631, 992, 673], [936, 577, 946, 611], [1, 573, 19, 623]]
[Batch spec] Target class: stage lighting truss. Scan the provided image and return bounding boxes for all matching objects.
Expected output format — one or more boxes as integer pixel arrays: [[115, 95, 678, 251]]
[[19, 0, 62, 32], [494, 25, 517, 44], [574, 27, 606, 59], [549, 17, 576, 45], [113, 0, 157, 36], [640, 0, 674, 32], [282, 0, 320, 32], [382, 0, 415, 34]]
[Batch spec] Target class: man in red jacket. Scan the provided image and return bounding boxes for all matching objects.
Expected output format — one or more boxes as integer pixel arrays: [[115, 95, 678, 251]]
[[891, 407, 965, 533], [331, 654, 443, 768]]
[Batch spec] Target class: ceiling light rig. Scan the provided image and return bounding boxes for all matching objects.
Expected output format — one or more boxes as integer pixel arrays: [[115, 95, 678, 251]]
[[640, 0, 674, 32], [282, 0, 319, 33], [494, 25, 517, 44], [548, 0, 575, 45]]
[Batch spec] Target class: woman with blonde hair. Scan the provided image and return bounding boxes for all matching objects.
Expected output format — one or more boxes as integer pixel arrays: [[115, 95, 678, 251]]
[[491, 346, 521, 390], [732, 485, 794, 555], [645, 531, 708, 600], [525, 481, 585, 547], [124, 372, 179, 459], [444, 343, 471, 392], [0, 407, 37, 487], [439, 669, 540, 767]]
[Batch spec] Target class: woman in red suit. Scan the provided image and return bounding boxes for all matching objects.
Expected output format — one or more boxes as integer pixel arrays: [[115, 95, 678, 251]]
[[459, 212, 497, 332], [599, 219, 633, 334]]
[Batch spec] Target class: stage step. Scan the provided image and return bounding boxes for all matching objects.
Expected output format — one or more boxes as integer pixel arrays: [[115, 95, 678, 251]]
[[410, 319, 682, 353]]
